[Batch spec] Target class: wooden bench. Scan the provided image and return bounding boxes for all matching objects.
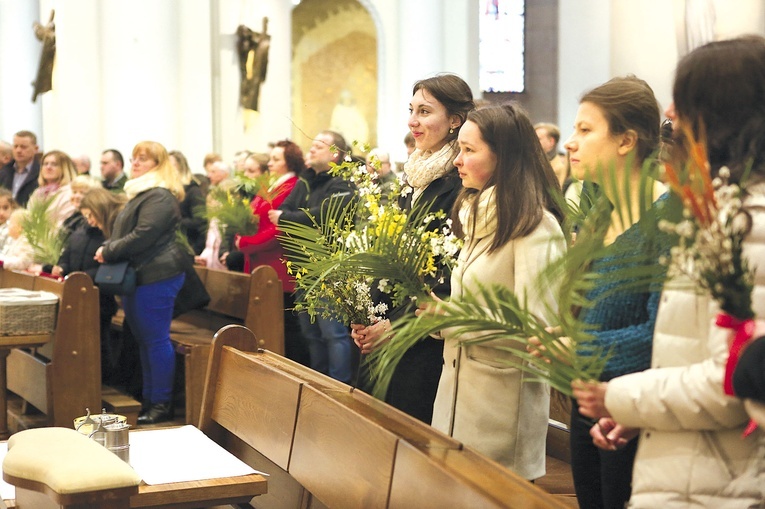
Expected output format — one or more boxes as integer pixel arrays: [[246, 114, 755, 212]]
[[113, 265, 284, 425], [0, 269, 104, 433], [199, 324, 570, 508]]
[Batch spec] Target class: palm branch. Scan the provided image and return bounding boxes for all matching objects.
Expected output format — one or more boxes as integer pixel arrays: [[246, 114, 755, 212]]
[[23, 195, 67, 266]]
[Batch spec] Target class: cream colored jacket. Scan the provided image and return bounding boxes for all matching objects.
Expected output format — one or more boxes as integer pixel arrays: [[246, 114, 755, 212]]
[[431, 202, 565, 480], [605, 183, 765, 508]]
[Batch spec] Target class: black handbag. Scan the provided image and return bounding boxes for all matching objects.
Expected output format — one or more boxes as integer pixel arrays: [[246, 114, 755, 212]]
[[95, 261, 137, 296]]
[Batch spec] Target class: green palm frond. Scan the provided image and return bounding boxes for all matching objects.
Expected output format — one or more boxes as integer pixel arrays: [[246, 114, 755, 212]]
[[370, 158, 675, 397], [23, 196, 66, 266], [199, 186, 258, 239]]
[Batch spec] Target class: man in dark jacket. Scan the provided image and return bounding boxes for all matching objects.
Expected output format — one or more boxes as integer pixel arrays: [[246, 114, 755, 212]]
[[0, 130, 40, 207], [269, 130, 356, 383]]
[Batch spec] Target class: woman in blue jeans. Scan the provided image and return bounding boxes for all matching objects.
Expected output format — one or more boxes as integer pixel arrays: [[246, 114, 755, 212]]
[[95, 141, 188, 424]]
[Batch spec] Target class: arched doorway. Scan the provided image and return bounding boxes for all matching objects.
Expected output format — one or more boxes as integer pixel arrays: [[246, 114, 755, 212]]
[[291, 0, 377, 154]]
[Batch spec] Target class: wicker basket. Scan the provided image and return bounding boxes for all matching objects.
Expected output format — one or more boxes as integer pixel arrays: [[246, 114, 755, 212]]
[[0, 288, 58, 336]]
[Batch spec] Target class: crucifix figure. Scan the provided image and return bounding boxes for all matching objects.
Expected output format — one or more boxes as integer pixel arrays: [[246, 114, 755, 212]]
[[32, 9, 56, 102], [236, 17, 270, 112]]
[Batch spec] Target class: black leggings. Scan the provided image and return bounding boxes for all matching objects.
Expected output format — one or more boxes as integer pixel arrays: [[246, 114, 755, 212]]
[[570, 401, 638, 509]]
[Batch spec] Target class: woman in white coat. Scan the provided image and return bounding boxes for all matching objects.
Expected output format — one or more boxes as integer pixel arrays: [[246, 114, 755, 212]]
[[574, 35, 765, 507], [428, 103, 566, 480]]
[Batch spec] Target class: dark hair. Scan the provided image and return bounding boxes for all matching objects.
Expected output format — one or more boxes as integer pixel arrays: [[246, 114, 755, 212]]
[[452, 103, 564, 252], [580, 75, 661, 163], [318, 130, 349, 164], [274, 140, 306, 176], [102, 149, 124, 167], [673, 35, 765, 183], [412, 74, 475, 142]]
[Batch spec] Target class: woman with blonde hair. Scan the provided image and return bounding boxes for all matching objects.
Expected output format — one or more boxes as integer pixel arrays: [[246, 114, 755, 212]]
[[95, 141, 188, 424], [28, 149, 78, 227]]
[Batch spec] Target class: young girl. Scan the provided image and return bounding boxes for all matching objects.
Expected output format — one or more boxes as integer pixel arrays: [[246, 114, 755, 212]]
[[0, 189, 17, 253], [429, 103, 566, 480], [0, 209, 34, 271]]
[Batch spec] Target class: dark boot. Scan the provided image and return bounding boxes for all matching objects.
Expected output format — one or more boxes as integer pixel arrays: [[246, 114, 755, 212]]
[[137, 402, 173, 425]]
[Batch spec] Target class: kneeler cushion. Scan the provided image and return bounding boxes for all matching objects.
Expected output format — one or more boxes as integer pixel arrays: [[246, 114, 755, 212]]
[[3, 427, 141, 495]]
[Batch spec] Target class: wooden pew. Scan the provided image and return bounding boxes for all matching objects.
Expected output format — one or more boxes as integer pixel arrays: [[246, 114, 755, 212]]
[[199, 325, 570, 508], [114, 264, 284, 424], [1, 269, 101, 430]]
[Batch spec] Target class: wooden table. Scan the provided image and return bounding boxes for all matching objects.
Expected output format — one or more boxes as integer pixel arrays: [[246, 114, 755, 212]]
[[0, 334, 50, 439], [127, 426, 268, 508], [131, 473, 267, 508]]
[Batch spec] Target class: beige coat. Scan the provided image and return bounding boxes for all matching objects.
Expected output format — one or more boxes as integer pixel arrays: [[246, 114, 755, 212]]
[[605, 183, 765, 508], [431, 203, 565, 480]]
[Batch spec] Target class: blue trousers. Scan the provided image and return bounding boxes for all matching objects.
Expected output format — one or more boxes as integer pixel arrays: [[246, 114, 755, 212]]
[[298, 311, 352, 383], [122, 272, 185, 405]]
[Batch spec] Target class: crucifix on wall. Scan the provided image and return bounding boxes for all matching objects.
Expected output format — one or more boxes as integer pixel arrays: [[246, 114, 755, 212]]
[[236, 17, 270, 112], [32, 9, 56, 102]]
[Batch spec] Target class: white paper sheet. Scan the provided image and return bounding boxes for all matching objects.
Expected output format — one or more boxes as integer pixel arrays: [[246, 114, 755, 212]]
[[129, 425, 267, 485]]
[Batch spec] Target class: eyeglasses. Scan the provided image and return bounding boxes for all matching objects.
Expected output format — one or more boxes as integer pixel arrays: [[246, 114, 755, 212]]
[[660, 118, 674, 142], [130, 155, 155, 164]]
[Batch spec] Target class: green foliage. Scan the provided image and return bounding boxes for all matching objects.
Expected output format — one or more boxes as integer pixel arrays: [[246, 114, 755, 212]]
[[22, 195, 67, 266], [199, 186, 259, 240]]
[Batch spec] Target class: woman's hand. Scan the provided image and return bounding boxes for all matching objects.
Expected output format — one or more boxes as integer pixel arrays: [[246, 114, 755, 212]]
[[267, 209, 282, 226], [351, 319, 392, 355], [589, 418, 638, 451], [527, 326, 572, 363], [414, 292, 444, 317], [572, 380, 611, 419], [194, 256, 207, 267], [94, 246, 105, 264], [51, 265, 63, 277]]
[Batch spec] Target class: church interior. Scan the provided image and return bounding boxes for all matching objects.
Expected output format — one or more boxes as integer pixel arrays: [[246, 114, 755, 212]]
[[0, 0, 763, 508]]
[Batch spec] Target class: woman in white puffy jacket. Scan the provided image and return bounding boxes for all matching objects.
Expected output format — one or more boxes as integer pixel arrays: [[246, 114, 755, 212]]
[[573, 36, 765, 508]]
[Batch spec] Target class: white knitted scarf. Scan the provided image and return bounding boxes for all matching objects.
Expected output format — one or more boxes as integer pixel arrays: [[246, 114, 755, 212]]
[[123, 171, 170, 200], [404, 140, 458, 201]]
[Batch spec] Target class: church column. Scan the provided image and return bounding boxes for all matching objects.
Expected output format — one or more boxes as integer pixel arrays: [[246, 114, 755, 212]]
[[0, 0, 43, 143], [396, 0, 444, 100]]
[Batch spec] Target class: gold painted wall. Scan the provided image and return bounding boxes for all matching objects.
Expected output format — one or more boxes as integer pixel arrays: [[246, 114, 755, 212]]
[[291, 0, 377, 154]]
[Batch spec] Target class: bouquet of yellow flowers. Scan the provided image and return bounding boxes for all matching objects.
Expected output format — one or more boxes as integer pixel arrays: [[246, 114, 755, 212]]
[[279, 152, 461, 326]]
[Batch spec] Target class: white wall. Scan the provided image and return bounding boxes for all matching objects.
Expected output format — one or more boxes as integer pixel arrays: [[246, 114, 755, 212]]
[[558, 0, 765, 144], [0, 0, 43, 145], [557, 0, 611, 145]]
